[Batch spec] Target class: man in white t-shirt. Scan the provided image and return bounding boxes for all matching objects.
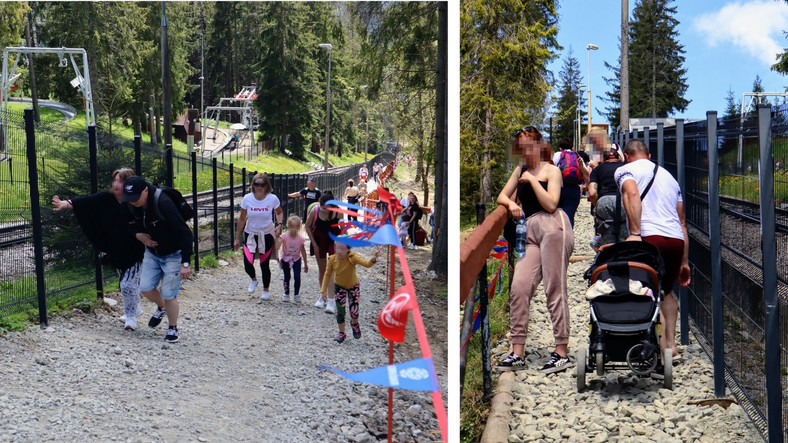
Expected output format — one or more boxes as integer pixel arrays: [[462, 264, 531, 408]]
[[615, 139, 691, 378]]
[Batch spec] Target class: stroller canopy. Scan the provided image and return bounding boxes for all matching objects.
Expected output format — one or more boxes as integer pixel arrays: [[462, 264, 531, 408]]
[[584, 241, 666, 282]]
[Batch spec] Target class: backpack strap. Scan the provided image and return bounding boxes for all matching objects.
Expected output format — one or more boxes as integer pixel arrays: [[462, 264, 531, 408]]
[[152, 187, 184, 223]]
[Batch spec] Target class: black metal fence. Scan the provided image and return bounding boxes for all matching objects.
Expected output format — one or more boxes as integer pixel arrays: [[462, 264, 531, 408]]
[[613, 104, 785, 442], [0, 107, 393, 326]]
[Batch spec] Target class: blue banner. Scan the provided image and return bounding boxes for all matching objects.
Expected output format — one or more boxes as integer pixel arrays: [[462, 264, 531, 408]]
[[330, 224, 402, 248], [325, 199, 383, 217], [318, 357, 438, 392]]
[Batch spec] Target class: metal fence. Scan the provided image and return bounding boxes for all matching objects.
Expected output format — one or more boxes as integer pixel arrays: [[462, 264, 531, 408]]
[[613, 104, 785, 442], [0, 107, 393, 326]]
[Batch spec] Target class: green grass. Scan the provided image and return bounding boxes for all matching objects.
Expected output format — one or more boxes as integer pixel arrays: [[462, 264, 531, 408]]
[[7, 102, 66, 126], [200, 254, 219, 268], [461, 258, 512, 443]]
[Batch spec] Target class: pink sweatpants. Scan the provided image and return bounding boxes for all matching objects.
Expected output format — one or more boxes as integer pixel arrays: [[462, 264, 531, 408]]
[[509, 209, 575, 346]]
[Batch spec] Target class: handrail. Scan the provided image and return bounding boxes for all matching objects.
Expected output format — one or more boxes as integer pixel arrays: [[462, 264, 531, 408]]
[[459, 205, 509, 303]]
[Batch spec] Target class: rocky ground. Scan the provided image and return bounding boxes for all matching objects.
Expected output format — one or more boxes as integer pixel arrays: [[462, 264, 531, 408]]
[[0, 171, 446, 442], [493, 199, 762, 442]]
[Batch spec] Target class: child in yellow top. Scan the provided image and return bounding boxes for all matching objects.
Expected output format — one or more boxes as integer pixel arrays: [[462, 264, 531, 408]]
[[321, 243, 380, 343]]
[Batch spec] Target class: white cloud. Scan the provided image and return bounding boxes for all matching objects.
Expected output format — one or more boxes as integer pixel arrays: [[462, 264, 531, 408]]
[[693, 0, 788, 66]]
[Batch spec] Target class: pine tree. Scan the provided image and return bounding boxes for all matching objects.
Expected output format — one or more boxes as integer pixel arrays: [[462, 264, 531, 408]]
[[601, 0, 689, 125], [752, 74, 769, 106], [554, 48, 586, 148], [724, 86, 738, 118]]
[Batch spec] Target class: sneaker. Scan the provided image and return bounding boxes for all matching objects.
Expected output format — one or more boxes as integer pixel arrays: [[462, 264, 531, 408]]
[[248, 280, 258, 293], [351, 323, 361, 339], [650, 365, 665, 380], [293, 294, 301, 303], [498, 352, 527, 371], [119, 304, 143, 323], [164, 326, 179, 343], [124, 317, 137, 331], [260, 291, 270, 301], [540, 352, 573, 374], [148, 307, 166, 329], [314, 296, 326, 309], [283, 293, 290, 302], [334, 332, 346, 343], [325, 298, 336, 314]]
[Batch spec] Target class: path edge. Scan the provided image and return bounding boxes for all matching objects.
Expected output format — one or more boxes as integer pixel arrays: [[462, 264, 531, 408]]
[[480, 371, 515, 443]]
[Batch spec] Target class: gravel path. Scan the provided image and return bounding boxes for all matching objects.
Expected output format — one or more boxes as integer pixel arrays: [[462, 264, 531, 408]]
[[0, 241, 446, 442], [492, 199, 761, 442]]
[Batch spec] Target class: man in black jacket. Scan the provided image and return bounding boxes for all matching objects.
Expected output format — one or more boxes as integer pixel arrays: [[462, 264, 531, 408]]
[[123, 176, 193, 343]]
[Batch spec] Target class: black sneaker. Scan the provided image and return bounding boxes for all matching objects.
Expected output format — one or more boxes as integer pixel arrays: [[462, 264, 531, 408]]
[[334, 332, 346, 344], [498, 352, 526, 371], [650, 365, 665, 380], [164, 326, 179, 343], [351, 323, 361, 339], [148, 307, 166, 328], [540, 352, 573, 374]]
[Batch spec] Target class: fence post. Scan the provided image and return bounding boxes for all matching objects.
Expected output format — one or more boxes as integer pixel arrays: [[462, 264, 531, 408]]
[[230, 162, 235, 251], [643, 127, 650, 156], [134, 135, 142, 176], [87, 124, 104, 300], [657, 123, 664, 168], [25, 108, 48, 328], [8, 157, 12, 185], [757, 103, 783, 442], [212, 157, 219, 258], [165, 143, 173, 187], [707, 110, 725, 398], [676, 119, 689, 346], [191, 151, 200, 272], [477, 203, 492, 399], [242, 167, 247, 196], [284, 174, 290, 217]]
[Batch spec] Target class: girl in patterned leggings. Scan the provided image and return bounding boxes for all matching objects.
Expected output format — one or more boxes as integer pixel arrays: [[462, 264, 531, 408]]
[[320, 243, 380, 343]]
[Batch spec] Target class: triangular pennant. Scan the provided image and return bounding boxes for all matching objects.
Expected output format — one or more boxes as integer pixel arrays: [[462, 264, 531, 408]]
[[318, 357, 438, 392], [377, 284, 416, 342]]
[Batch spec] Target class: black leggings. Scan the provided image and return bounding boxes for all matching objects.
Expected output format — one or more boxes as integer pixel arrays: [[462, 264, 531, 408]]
[[347, 195, 359, 221], [408, 219, 420, 245], [243, 232, 274, 288]]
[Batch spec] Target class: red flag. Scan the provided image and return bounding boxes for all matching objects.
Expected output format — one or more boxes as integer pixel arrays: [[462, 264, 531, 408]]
[[377, 285, 416, 342]]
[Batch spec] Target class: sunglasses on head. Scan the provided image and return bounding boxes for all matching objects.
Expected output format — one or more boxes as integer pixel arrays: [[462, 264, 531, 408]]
[[513, 126, 537, 138]]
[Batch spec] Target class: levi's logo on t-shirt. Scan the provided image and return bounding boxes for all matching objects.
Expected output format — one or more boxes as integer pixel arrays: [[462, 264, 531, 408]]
[[249, 207, 270, 212]]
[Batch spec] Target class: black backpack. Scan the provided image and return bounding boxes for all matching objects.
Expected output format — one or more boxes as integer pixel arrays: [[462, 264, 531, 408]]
[[153, 186, 194, 222]]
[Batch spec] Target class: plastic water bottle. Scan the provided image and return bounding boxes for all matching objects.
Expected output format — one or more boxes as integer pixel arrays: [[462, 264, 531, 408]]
[[515, 215, 527, 258]]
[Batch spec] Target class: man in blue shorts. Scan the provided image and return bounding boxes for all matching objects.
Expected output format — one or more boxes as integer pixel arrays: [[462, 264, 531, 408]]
[[123, 176, 193, 343]]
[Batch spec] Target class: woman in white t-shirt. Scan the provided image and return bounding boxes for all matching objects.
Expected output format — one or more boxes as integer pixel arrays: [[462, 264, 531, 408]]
[[234, 173, 283, 301]]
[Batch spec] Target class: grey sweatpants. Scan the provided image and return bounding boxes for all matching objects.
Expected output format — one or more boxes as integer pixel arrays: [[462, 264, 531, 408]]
[[509, 210, 574, 347]]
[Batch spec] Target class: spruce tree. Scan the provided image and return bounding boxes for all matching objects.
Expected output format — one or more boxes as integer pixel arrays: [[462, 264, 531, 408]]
[[554, 48, 585, 148], [601, 0, 689, 125], [724, 86, 738, 119]]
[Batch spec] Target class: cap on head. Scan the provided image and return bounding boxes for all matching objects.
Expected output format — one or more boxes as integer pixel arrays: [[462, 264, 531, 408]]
[[122, 176, 148, 203], [605, 149, 620, 160]]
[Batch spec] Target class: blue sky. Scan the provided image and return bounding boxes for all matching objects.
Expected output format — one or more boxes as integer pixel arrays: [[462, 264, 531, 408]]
[[548, 0, 788, 124]]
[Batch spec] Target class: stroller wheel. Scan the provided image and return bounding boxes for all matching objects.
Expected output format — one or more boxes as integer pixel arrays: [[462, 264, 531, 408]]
[[626, 344, 658, 376], [663, 349, 673, 390], [576, 348, 587, 392], [596, 351, 605, 376]]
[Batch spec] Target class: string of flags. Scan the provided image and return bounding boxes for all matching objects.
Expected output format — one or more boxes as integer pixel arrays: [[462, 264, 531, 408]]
[[316, 186, 447, 442], [460, 239, 508, 353]]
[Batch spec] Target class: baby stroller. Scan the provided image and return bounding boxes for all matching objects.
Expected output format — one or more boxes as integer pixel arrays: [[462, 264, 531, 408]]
[[576, 241, 673, 391]]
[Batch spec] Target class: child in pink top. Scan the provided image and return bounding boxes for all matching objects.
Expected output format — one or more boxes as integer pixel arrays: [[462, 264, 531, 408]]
[[279, 215, 309, 302]]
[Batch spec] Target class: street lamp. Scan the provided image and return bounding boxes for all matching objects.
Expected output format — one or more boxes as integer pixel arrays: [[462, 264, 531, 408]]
[[577, 83, 586, 150], [586, 43, 598, 138], [197, 32, 204, 148], [359, 84, 368, 162], [319, 43, 333, 171]]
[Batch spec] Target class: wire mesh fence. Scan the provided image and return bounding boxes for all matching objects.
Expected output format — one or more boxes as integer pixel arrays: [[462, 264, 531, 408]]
[[0, 107, 393, 327], [630, 107, 786, 441]]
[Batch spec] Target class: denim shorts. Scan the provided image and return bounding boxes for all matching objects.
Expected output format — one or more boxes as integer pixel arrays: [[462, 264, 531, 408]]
[[139, 249, 182, 300]]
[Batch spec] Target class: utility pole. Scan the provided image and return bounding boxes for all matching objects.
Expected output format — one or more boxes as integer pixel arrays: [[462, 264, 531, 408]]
[[25, 11, 39, 123], [621, 0, 630, 132], [161, 2, 173, 186]]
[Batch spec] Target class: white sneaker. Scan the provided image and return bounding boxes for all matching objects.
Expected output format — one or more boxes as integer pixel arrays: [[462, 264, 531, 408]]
[[314, 296, 326, 309], [260, 291, 271, 301], [248, 280, 259, 293], [325, 298, 336, 314], [293, 294, 301, 303], [120, 304, 143, 323], [283, 293, 290, 302], [124, 317, 137, 331]]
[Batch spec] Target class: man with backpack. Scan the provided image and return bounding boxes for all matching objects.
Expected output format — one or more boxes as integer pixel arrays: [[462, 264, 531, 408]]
[[552, 138, 589, 227], [122, 176, 193, 343]]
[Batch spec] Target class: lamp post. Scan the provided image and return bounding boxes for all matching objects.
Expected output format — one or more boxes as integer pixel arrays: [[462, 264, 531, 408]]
[[197, 32, 204, 148], [319, 43, 333, 171], [577, 83, 586, 149], [586, 43, 598, 138]]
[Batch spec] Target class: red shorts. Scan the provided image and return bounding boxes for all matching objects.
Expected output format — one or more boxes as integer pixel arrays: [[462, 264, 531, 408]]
[[643, 235, 684, 293]]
